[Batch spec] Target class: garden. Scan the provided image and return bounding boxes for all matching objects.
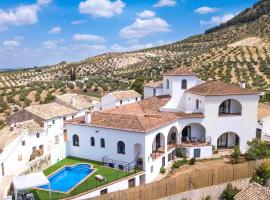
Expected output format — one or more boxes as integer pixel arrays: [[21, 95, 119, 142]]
[[30, 157, 136, 200]]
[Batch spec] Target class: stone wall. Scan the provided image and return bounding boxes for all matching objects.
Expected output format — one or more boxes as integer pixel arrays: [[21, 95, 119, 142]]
[[21, 154, 51, 175]]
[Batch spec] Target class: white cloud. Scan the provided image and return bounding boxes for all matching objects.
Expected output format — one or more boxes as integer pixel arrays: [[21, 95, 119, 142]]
[[0, 0, 52, 29], [153, 0, 176, 8], [79, 0, 125, 18], [120, 17, 170, 39], [37, 0, 53, 6], [200, 13, 235, 26], [3, 40, 20, 47], [195, 7, 219, 14], [137, 10, 155, 19], [48, 26, 61, 34], [73, 34, 105, 42], [42, 40, 58, 49], [71, 20, 87, 25]]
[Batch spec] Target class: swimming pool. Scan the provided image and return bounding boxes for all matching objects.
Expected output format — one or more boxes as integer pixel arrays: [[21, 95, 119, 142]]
[[38, 164, 93, 193]]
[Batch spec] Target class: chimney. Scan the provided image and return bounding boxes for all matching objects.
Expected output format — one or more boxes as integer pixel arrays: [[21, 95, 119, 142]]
[[240, 81, 246, 89], [85, 112, 91, 124]]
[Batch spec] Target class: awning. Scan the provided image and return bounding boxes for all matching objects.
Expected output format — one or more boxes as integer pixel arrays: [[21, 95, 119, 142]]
[[12, 172, 51, 200]]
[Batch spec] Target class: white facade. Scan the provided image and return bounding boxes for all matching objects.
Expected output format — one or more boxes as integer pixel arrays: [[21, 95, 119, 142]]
[[94, 91, 141, 111], [66, 70, 259, 184]]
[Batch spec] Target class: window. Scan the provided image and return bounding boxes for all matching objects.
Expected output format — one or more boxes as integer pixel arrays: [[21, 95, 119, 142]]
[[117, 141, 125, 154], [55, 135, 59, 144], [22, 140, 25, 146], [36, 133, 40, 138], [181, 79, 187, 89], [72, 115, 75, 119], [166, 79, 169, 89], [153, 88, 156, 96], [100, 189, 108, 195], [135, 97, 138, 101], [63, 117, 66, 121], [39, 145, 44, 155], [120, 100, 123, 105], [100, 138, 105, 148], [73, 134, 79, 146], [32, 147, 36, 151], [52, 120, 55, 124], [196, 99, 199, 109], [91, 137, 95, 146], [64, 129, 67, 142], [151, 165, 153, 173]]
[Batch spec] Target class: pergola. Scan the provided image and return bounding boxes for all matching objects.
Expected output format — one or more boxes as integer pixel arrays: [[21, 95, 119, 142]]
[[12, 172, 51, 200]]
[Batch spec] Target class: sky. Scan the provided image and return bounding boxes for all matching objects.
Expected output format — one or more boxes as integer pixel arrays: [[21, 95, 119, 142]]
[[0, 0, 258, 69]]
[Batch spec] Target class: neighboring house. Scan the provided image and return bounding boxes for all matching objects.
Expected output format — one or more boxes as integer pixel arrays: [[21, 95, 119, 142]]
[[257, 103, 270, 141], [0, 102, 80, 182], [65, 68, 260, 183], [94, 90, 141, 111], [56, 93, 98, 117], [144, 81, 163, 99], [0, 120, 44, 181], [234, 182, 270, 200]]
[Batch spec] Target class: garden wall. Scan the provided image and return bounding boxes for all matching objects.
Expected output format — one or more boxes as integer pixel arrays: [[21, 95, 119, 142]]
[[87, 158, 270, 200]]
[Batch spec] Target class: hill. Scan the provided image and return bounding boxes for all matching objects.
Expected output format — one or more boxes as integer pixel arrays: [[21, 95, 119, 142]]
[[0, 0, 270, 119]]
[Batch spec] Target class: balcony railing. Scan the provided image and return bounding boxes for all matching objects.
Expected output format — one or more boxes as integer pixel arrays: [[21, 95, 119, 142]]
[[151, 147, 164, 160], [180, 136, 211, 147]]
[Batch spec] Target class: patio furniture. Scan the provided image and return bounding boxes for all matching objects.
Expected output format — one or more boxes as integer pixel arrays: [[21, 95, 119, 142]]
[[26, 193, 34, 200], [95, 174, 106, 182]]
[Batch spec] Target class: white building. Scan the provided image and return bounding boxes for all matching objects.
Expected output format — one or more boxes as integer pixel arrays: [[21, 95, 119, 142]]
[[94, 90, 141, 111], [65, 68, 260, 183], [257, 103, 270, 141], [0, 100, 91, 183]]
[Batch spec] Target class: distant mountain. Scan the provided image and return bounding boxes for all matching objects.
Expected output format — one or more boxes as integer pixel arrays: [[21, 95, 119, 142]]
[[0, 0, 270, 91], [0, 68, 15, 72]]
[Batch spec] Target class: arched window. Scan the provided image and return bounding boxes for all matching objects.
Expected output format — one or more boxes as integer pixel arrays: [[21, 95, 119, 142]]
[[166, 79, 169, 89], [219, 99, 242, 115], [117, 141, 125, 154], [181, 79, 187, 89], [100, 138, 105, 148], [73, 134, 79, 146], [90, 137, 95, 146]]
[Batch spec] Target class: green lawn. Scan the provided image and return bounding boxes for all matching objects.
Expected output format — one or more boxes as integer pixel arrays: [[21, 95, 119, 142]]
[[32, 157, 134, 200]]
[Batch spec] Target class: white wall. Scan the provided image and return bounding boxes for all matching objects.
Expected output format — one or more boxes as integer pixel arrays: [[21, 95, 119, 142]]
[[66, 124, 145, 165]]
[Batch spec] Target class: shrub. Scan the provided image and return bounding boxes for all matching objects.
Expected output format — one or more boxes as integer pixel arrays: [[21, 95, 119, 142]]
[[189, 158, 196, 165], [251, 163, 270, 186], [44, 92, 56, 104], [160, 167, 166, 174], [220, 183, 240, 200], [247, 139, 270, 160], [172, 159, 188, 169], [176, 147, 185, 157], [231, 145, 241, 163]]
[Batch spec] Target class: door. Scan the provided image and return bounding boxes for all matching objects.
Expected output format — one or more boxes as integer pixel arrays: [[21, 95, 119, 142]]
[[162, 156, 165, 167], [182, 126, 191, 140], [218, 133, 228, 147], [1, 163, 4, 176], [128, 178, 136, 188], [194, 148, 201, 158], [156, 133, 161, 149]]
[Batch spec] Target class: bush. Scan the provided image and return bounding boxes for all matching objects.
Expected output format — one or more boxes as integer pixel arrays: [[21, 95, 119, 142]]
[[160, 167, 166, 174], [44, 92, 56, 104], [220, 183, 240, 200], [201, 196, 211, 200], [231, 145, 241, 163], [176, 147, 185, 157], [247, 139, 270, 160], [251, 163, 270, 186], [189, 158, 196, 165], [172, 159, 188, 169]]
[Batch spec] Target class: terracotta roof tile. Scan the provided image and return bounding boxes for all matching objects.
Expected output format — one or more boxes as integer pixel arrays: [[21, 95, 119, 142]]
[[258, 103, 270, 120], [110, 90, 141, 100], [234, 182, 270, 200], [87, 96, 204, 132], [163, 68, 197, 76], [144, 81, 163, 88], [186, 81, 259, 96]]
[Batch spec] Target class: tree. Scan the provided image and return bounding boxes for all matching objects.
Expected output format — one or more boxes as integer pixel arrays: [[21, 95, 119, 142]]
[[44, 92, 56, 104], [131, 78, 144, 95], [231, 145, 241, 163]]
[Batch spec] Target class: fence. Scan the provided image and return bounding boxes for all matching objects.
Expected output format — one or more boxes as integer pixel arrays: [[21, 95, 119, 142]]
[[88, 158, 270, 200]]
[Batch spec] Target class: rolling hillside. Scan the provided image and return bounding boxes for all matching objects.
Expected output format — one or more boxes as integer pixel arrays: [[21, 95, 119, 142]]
[[0, 0, 270, 119]]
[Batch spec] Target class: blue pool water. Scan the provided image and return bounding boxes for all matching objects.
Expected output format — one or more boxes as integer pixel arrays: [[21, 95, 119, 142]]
[[38, 164, 92, 193]]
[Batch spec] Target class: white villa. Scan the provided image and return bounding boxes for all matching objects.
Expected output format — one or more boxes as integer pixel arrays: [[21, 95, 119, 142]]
[[65, 68, 260, 183]]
